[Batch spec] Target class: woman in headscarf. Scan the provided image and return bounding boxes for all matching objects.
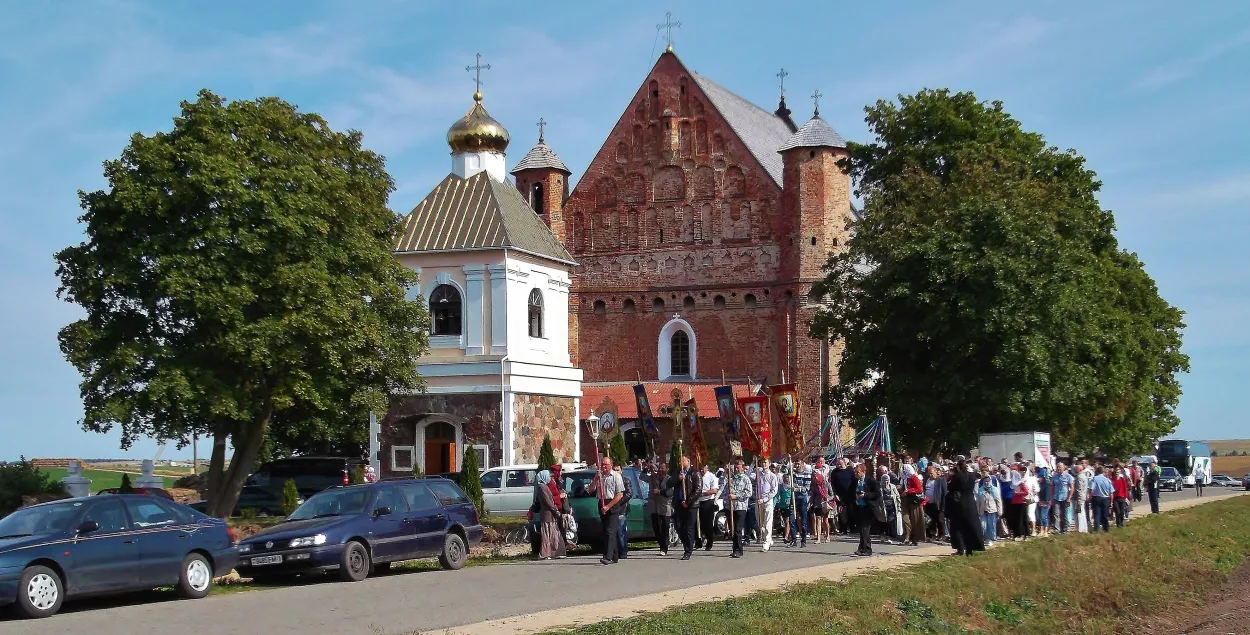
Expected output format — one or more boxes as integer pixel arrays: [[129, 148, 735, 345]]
[[900, 463, 926, 546], [535, 470, 567, 559], [976, 468, 1002, 546]]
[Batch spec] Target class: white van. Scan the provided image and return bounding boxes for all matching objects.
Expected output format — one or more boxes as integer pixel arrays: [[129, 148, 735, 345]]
[[478, 463, 586, 516]]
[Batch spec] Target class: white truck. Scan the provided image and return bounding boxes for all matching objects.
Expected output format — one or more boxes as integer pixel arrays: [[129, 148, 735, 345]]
[[977, 432, 1054, 468]]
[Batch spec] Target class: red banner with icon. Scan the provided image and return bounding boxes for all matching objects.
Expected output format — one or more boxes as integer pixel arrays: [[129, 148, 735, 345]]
[[770, 383, 803, 454], [736, 395, 771, 457]]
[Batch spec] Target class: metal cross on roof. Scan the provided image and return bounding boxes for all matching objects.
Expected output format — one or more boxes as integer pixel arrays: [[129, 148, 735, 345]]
[[657, 12, 681, 52], [466, 53, 491, 97], [777, 68, 788, 98], [811, 88, 823, 117], [537, 117, 546, 143]]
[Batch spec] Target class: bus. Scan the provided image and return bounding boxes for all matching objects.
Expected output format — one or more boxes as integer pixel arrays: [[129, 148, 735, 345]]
[[1156, 439, 1212, 486]]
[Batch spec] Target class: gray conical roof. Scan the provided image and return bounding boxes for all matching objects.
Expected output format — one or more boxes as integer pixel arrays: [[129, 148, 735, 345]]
[[510, 140, 571, 175], [777, 115, 846, 152]]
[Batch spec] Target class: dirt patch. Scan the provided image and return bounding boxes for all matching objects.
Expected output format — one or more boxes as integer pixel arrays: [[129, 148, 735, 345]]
[[1142, 557, 1250, 635]]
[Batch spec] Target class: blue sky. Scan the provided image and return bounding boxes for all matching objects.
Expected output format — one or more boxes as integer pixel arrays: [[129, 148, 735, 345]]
[[2, 1, 1248, 460]]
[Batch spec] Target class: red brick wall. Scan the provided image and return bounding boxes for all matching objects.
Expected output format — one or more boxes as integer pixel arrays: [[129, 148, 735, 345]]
[[553, 51, 853, 445]]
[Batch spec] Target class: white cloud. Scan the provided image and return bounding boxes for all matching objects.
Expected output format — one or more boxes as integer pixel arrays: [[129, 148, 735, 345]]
[[1136, 27, 1250, 90]]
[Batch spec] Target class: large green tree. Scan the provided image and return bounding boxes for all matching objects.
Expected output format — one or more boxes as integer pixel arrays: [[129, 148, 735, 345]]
[[56, 90, 429, 517], [812, 89, 1187, 456]]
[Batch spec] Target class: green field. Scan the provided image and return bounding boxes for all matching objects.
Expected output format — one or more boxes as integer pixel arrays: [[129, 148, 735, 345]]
[[544, 496, 1250, 634], [39, 468, 177, 492]]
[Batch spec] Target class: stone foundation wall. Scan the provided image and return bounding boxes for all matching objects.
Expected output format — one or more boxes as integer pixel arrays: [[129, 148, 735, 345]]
[[380, 393, 503, 478], [512, 394, 577, 465]]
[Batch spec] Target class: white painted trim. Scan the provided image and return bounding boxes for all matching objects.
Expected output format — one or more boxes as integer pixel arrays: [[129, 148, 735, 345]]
[[414, 416, 464, 475], [657, 316, 697, 380], [472, 444, 491, 470], [502, 389, 515, 466], [488, 264, 508, 355], [573, 397, 581, 462], [463, 264, 487, 355], [391, 445, 415, 472], [416, 360, 584, 381]]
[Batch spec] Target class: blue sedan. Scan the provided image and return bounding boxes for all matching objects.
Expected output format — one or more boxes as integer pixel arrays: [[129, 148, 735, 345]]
[[0, 494, 238, 619], [235, 477, 483, 583]]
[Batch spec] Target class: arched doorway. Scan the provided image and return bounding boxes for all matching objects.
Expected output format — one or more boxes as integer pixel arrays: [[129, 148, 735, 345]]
[[424, 421, 458, 474], [621, 423, 648, 462]]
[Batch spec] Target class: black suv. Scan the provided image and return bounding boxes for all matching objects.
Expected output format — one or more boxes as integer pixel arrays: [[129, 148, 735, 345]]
[[245, 456, 367, 499], [235, 476, 483, 583]]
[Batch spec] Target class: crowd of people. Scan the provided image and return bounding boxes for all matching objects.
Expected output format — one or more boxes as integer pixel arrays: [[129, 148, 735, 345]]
[[532, 450, 1172, 565]]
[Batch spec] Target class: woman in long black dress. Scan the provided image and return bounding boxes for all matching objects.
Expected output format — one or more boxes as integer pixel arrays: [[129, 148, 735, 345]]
[[947, 459, 985, 555]]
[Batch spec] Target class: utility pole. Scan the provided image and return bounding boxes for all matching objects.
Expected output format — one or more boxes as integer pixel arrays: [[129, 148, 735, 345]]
[[192, 432, 198, 474]]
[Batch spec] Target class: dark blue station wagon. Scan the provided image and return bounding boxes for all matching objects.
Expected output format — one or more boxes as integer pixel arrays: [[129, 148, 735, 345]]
[[235, 477, 483, 582], [0, 494, 238, 619]]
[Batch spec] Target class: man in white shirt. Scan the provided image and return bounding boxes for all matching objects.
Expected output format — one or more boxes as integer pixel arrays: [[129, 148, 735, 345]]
[[1193, 464, 1206, 497], [698, 464, 719, 550], [755, 459, 779, 551]]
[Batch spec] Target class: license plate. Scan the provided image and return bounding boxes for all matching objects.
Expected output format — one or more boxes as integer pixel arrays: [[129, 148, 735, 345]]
[[250, 555, 282, 566]]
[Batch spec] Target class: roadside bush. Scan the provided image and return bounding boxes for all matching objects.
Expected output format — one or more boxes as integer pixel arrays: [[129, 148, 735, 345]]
[[0, 457, 63, 516], [538, 434, 557, 470], [281, 479, 300, 515], [609, 430, 628, 468], [460, 444, 486, 519]]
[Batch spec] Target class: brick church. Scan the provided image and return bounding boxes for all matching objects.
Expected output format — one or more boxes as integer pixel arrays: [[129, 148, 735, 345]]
[[372, 45, 853, 476]]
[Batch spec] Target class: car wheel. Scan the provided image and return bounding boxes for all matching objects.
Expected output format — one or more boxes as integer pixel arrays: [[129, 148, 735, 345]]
[[176, 552, 214, 599], [338, 541, 371, 582], [15, 565, 63, 619], [439, 533, 467, 570]]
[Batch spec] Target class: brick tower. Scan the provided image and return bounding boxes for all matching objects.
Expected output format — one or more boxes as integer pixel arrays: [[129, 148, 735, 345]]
[[511, 120, 572, 244], [777, 102, 854, 437]]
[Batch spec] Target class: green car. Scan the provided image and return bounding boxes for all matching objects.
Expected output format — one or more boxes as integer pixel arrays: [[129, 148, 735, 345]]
[[529, 467, 679, 551]]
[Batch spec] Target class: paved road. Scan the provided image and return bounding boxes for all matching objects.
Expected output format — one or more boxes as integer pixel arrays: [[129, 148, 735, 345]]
[[1, 488, 1242, 634]]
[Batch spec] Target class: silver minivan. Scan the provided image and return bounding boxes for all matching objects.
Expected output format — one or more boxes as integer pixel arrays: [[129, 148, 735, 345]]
[[479, 463, 585, 516]]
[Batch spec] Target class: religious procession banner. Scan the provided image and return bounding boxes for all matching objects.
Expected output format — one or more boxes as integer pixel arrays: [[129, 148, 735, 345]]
[[685, 398, 710, 468], [737, 395, 771, 457], [632, 384, 661, 459], [770, 383, 803, 454], [633, 384, 657, 435]]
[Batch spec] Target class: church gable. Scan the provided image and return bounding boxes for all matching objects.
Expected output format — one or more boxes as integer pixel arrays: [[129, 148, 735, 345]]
[[565, 51, 787, 255]]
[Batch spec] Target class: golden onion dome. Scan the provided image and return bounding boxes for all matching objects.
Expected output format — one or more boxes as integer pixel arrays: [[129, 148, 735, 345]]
[[446, 92, 510, 154]]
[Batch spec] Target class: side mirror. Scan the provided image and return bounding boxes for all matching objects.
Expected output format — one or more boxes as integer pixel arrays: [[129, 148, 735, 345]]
[[77, 521, 100, 534], [373, 506, 392, 518]]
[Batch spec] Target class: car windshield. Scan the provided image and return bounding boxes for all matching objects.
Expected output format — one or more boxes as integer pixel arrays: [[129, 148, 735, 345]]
[[565, 472, 598, 498], [0, 502, 83, 537], [1161, 467, 1179, 477], [285, 488, 370, 521]]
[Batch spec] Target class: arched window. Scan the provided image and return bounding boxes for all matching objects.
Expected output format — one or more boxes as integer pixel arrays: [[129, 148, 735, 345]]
[[683, 296, 695, 312], [713, 295, 726, 309], [652, 297, 665, 312], [744, 293, 758, 309], [623, 298, 636, 313], [528, 288, 544, 338], [593, 300, 607, 315], [670, 331, 690, 377], [530, 182, 544, 214], [430, 284, 462, 336]]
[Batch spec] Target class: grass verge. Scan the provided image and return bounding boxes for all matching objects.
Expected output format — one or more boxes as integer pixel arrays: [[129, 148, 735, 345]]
[[542, 496, 1250, 634]]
